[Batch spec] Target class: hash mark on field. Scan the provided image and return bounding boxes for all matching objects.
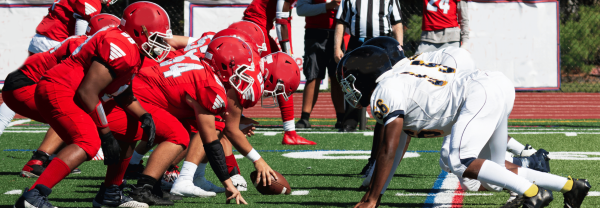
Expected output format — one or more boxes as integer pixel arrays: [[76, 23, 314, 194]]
[[4, 190, 22, 195], [263, 132, 277, 136], [291, 190, 309, 195], [587, 191, 600, 196], [565, 132, 577, 136]]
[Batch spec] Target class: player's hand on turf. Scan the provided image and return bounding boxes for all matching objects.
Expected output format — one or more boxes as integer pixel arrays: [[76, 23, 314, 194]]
[[354, 200, 377, 208], [253, 158, 277, 186], [139, 113, 156, 148], [99, 131, 121, 165], [225, 184, 248, 204]]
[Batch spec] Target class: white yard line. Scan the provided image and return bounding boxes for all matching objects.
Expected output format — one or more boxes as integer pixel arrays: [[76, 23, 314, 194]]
[[4, 190, 22, 195]]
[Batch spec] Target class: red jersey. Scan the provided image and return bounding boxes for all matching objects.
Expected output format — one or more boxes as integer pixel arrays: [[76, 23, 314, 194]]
[[36, 0, 102, 42], [242, 0, 294, 30], [140, 32, 215, 69], [304, 0, 336, 29], [134, 55, 227, 120], [20, 35, 87, 83], [236, 66, 264, 109], [42, 27, 142, 98], [422, 0, 459, 31]]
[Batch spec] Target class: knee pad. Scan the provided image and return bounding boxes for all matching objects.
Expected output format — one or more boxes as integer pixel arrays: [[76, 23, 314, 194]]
[[459, 176, 481, 192], [481, 182, 503, 192]]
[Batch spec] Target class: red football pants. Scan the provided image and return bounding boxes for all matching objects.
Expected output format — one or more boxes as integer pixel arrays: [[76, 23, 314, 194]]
[[2, 84, 46, 122], [35, 80, 100, 159], [106, 102, 190, 148]]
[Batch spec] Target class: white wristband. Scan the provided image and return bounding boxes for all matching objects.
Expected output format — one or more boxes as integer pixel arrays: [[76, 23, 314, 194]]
[[245, 148, 261, 162], [276, 12, 289, 19]]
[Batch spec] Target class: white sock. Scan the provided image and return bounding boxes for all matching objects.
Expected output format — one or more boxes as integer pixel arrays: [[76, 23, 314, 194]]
[[194, 163, 208, 178], [130, 151, 144, 164], [179, 161, 198, 181], [283, 120, 295, 132], [518, 168, 568, 192], [477, 160, 533, 195], [507, 137, 534, 155], [0, 103, 15, 135]]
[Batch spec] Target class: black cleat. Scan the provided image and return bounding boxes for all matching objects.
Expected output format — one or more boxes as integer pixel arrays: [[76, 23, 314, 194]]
[[128, 184, 174, 206], [295, 119, 311, 128], [124, 160, 145, 180], [93, 183, 148, 208], [21, 151, 50, 178], [360, 158, 375, 176], [338, 125, 357, 132], [563, 177, 591, 208], [71, 168, 82, 174], [502, 195, 524, 208], [14, 184, 56, 208], [523, 186, 553, 208], [334, 121, 343, 129]]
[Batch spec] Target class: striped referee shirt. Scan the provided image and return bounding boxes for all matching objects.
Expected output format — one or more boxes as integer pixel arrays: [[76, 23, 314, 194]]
[[335, 0, 402, 38]]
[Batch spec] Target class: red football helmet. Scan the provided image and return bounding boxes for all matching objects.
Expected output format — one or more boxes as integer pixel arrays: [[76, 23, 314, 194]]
[[214, 28, 259, 54], [205, 36, 262, 94], [120, 1, 172, 62], [86, 13, 120, 36], [261, 52, 300, 108], [228, 21, 267, 54]]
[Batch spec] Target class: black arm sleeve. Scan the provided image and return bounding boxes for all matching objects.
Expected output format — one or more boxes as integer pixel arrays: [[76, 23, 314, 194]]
[[203, 140, 231, 182]]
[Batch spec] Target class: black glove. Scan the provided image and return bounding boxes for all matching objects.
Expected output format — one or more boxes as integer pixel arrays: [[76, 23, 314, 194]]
[[100, 131, 120, 165], [139, 113, 156, 148]]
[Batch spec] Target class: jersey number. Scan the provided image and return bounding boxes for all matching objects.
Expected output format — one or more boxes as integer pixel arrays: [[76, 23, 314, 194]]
[[427, 0, 451, 14], [164, 63, 204, 78], [373, 99, 389, 120]]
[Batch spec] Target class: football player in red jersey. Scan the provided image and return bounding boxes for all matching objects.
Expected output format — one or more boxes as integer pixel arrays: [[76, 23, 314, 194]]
[[229, 20, 316, 145], [28, 0, 117, 54], [2, 13, 119, 178], [107, 53, 247, 204], [14, 2, 171, 208]]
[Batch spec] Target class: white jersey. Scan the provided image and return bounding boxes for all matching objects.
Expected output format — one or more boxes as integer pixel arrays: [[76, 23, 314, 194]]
[[371, 47, 484, 138]]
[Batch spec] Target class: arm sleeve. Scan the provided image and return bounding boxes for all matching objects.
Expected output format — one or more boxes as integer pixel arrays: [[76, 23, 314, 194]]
[[335, 0, 351, 25], [74, 15, 89, 35], [296, 0, 327, 16], [388, 0, 402, 25], [370, 86, 406, 126], [457, 0, 469, 43]]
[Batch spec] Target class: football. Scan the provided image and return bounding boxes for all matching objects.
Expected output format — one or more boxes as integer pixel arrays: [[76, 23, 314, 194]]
[[250, 170, 291, 195]]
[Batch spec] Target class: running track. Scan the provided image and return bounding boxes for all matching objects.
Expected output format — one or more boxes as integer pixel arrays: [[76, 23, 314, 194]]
[[2, 93, 599, 119]]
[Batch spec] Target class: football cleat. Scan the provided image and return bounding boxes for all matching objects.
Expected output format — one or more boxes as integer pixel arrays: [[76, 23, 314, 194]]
[[522, 186, 553, 208], [70, 168, 82, 174], [93, 183, 148, 208], [170, 179, 216, 198], [124, 160, 145, 179], [14, 184, 56, 208], [501, 194, 524, 208], [127, 184, 173, 206], [21, 150, 50, 178], [295, 119, 311, 129], [160, 165, 180, 190], [519, 144, 537, 157], [193, 176, 226, 193], [282, 131, 316, 145], [230, 174, 248, 191], [360, 158, 376, 176], [514, 149, 551, 173], [563, 177, 591, 208]]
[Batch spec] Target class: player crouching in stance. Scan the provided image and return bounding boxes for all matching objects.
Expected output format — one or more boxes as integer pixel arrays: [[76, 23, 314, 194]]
[[14, 2, 173, 208], [338, 46, 591, 208]]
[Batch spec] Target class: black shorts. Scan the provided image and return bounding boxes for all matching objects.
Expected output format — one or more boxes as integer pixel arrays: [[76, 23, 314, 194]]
[[302, 29, 345, 81]]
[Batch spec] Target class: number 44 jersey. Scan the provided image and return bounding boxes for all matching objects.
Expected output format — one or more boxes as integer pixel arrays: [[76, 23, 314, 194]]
[[371, 48, 485, 138], [133, 55, 228, 119]]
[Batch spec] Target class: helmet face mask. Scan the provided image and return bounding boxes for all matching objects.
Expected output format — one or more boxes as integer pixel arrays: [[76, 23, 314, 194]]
[[229, 64, 255, 95], [261, 80, 287, 108], [141, 28, 173, 63], [340, 74, 362, 108], [259, 52, 300, 108]]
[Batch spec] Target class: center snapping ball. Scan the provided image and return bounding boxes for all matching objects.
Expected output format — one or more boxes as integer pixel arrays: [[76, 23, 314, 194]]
[[250, 170, 291, 195]]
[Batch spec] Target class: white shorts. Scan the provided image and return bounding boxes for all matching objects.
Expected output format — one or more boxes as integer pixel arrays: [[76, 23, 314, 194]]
[[28, 34, 60, 54], [446, 71, 515, 178]]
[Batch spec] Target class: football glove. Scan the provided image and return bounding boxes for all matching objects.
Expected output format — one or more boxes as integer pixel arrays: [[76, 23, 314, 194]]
[[139, 113, 156, 148], [100, 131, 121, 165]]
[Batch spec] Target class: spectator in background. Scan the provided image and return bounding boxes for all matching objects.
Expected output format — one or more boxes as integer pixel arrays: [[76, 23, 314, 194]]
[[415, 0, 469, 54], [333, 0, 403, 132], [295, 0, 347, 129]]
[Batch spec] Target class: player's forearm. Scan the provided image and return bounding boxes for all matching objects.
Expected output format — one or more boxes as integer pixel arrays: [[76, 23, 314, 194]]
[[123, 100, 149, 119], [391, 23, 403, 45], [224, 122, 254, 156], [369, 119, 404, 200], [334, 23, 345, 51], [165, 35, 191, 50]]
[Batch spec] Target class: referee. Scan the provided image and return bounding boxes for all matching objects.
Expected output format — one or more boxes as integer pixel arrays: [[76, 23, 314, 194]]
[[333, 0, 403, 132]]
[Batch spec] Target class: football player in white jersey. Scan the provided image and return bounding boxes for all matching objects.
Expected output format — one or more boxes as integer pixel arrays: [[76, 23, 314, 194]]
[[337, 46, 590, 208]]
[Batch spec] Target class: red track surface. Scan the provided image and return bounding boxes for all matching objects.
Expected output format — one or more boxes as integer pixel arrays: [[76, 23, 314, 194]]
[[2, 92, 599, 119]]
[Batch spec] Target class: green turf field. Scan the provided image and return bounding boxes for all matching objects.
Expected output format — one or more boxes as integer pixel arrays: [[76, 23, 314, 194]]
[[1, 119, 599, 207]]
